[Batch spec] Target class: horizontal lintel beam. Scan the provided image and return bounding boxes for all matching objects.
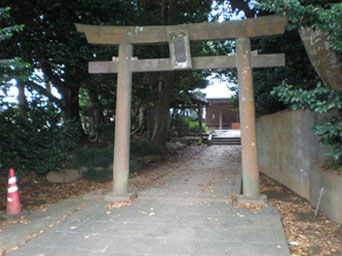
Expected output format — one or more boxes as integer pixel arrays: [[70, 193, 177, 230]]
[[76, 15, 287, 45], [88, 54, 285, 74]]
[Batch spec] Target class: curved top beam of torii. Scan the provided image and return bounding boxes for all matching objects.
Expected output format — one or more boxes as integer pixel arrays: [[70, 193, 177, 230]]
[[75, 15, 287, 45]]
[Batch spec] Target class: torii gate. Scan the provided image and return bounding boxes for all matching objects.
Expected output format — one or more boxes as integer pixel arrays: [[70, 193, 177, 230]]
[[76, 15, 287, 203]]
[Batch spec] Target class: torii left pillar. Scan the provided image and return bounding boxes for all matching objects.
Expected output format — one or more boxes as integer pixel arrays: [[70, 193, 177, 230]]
[[105, 44, 134, 201]]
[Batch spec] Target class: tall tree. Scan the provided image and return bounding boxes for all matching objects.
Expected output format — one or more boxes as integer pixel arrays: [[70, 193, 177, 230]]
[[140, 0, 213, 152], [0, 1, 137, 126], [150, 0, 178, 152]]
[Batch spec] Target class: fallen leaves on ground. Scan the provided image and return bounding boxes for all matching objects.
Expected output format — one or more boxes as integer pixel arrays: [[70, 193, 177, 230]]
[[0, 172, 112, 212], [0, 172, 111, 229], [236, 202, 268, 211], [106, 200, 132, 209], [229, 194, 268, 211], [260, 174, 342, 256], [0, 144, 206, 229]]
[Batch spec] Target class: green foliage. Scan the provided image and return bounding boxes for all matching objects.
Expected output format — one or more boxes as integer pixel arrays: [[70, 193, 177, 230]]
[[314, 117, 342, 169], [130, 140, 161, 157], [173, 115, 190, 134], [0, 7, 29, 84], [71, 140, 160, 171], [253, 29, 318, 116], [0, 101, 80, 174], [273, 82, 342, 113], [71, 143, 113, 169], [0, 0, 214, 132], [173, 115, 208, 133], [188, 120, 209, 133], [273, 82, 342, 168], [130, 157, 146, 173], [314, 3, 342, 53], [257, 0, 342, 52], [83, 167, 112, 183], [0, 7, 24, 41]]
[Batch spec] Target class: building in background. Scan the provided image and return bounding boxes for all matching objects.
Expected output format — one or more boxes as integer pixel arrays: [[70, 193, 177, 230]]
[[205, 98, 239, 129]]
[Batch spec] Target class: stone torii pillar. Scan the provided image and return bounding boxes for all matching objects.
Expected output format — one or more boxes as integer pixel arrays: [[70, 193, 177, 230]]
[[75, 15, 287, 203], [106, 44, 133, 200], [236, 38, 266, 203]]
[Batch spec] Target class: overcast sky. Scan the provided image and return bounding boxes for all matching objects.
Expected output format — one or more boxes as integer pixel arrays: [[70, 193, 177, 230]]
[[201, 79, 234, 98]]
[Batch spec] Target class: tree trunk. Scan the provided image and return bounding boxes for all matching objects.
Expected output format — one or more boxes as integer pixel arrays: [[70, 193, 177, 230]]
[[151, 74, 175, 153], [299, 27, 342, 90], [88, 89, 104, 141], [17, 81, 27, 106], [151, 0, 176, 153], [60, 86, 85, 138], [61, 86, 81, 121], [17, 80, 27, 117]]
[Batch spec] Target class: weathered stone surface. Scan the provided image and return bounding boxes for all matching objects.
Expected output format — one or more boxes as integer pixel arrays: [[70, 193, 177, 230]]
[[168, 30, 192, 69], [75, 15, 287, 45], [88, 54, 285, 74], [236, 37, 261, 199], [46, 169, 81, 183], [166, 141, 186, 154], [112, 43, 133, 196], [237, 194, 267, 204]]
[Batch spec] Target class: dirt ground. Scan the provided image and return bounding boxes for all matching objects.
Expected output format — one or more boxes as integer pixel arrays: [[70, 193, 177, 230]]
[[1, 144, 341, 256], [260, 174, 342, 256]]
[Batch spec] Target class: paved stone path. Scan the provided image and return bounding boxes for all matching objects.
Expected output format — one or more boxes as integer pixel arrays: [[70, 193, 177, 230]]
[[6, 146, 290, 256]]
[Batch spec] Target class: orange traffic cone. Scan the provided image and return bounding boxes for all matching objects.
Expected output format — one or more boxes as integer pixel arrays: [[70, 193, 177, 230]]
[[6, 168, 22, 215]]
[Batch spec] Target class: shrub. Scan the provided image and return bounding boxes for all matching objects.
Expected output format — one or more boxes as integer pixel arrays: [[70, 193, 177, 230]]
[[188, 120, 209, 133], [130, 140, 160, 157], [130, 157, 145, 172], [71, 140, 160, 172], [83, 167, 112, 182], [71, 143, 113, 169], [173, 115, 208, 134], [0, 101, 79, 175]]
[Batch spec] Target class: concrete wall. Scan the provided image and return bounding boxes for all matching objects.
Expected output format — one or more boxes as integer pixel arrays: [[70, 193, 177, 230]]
[[256, 110, 342, 224]]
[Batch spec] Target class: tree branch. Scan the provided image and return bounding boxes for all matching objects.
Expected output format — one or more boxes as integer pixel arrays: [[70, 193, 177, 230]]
[[230, 0, 269, 18], [25, 80, 62, 105], [40, 61, 69, 92]]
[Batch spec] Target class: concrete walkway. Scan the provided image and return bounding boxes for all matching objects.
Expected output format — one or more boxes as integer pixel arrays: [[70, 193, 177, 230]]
[[4, 146, 290, 256]]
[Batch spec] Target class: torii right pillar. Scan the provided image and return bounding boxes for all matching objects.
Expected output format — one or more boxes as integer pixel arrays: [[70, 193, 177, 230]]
[[236, 37, 267, 204]]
